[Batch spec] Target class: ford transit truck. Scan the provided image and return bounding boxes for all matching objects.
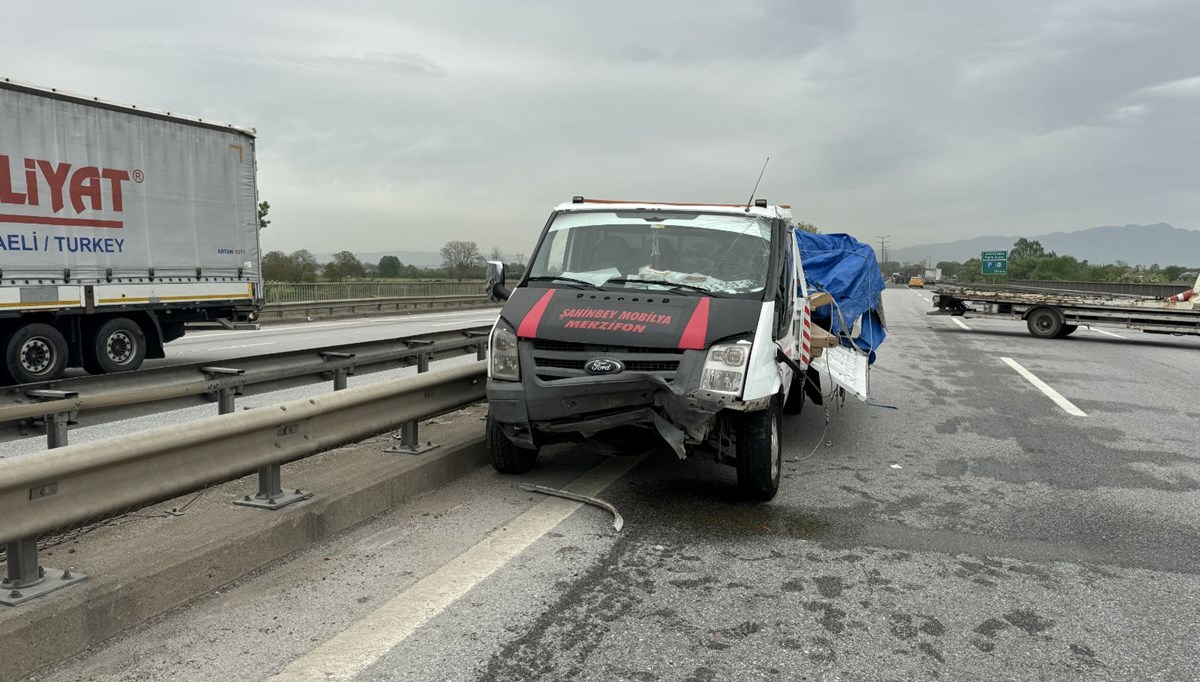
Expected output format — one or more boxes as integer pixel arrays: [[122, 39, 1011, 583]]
[[0, 79, 260, 385], [483, 197, 886, 500]]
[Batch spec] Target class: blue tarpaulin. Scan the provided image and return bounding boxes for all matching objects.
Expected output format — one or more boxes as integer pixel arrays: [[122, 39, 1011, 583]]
[[795, 232, 887, 360]]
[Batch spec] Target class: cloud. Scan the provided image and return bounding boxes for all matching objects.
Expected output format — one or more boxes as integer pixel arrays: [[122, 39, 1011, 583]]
[[1, 0, 1197, 257]]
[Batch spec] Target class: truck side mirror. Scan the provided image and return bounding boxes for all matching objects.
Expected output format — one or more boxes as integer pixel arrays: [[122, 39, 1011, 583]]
[[485, 260, 510, 301]]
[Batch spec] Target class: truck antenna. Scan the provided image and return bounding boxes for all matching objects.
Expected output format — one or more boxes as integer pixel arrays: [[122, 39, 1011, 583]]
[[745, 156, 770, 212]]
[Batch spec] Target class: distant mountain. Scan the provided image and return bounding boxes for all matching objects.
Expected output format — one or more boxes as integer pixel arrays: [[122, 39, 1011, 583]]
[[891, 223, 1200, 268]]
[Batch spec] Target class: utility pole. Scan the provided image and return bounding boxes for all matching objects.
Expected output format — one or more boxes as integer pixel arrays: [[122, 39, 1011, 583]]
[[877, 235, 891, 276]]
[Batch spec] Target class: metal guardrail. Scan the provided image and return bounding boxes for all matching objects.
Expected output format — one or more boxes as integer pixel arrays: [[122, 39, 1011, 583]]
[[259, 294, 493, 320], [0, 326, 492, 445], [262, 281, 483, 303], [0, 362, 487, 604]]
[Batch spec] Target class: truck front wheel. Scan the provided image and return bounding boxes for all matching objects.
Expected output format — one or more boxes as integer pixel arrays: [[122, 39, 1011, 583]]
[[83, 317, 147, 375], [736, 398, 782, 501], [4, 323, 69, 384], [487, 412, 539, 474]]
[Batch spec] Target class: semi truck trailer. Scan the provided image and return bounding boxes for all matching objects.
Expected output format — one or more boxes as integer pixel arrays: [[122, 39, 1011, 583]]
[[0, 79, 261, 385]]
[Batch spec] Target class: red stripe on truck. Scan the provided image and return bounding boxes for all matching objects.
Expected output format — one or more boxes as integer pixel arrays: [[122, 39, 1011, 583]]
[[517, 289, 556, 338], [678, 297, 711, 349], [0, 213, 123, 229]]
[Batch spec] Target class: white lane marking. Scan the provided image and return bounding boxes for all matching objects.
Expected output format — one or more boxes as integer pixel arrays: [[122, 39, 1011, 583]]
[[951, 317, 972, 331], [1087, 327, 1124, 339], [1000, 357, 1087, 417], [268, 455, 645, 682], [174, 341, 276, 355]]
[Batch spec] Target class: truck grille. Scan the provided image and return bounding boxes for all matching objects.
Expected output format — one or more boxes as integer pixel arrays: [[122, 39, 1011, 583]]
[[530, 339, 685, 382]]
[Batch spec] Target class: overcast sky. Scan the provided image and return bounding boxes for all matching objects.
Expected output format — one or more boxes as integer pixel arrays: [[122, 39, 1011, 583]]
[[4, 0, 1198, 255]]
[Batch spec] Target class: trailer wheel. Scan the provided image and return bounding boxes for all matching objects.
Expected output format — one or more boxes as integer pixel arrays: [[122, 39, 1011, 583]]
[[83, 317, 147, 375], [487, 412, 539, 474], [1056, 324, 1078, 338], [736, 398, 782, 501], [1026, 308, 1063, 339], [4, 323, 69, 384]]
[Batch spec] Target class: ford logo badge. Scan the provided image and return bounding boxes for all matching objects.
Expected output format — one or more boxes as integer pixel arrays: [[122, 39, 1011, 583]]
[[584, 357, 624, 376]]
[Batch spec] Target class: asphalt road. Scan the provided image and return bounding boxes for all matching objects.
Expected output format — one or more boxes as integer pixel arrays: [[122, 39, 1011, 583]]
[[158, 309, 503, 369], [35, 288, 1200, 681], [1, 309, 499, 458]]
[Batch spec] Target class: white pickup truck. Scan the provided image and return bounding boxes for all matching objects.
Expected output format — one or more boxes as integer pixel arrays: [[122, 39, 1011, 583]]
[[483, 197, 884, 500]]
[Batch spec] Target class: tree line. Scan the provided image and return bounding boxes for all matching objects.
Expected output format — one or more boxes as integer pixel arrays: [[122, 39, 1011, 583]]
[[881, 238, 1196, 285], [260, 241, 526, 283]]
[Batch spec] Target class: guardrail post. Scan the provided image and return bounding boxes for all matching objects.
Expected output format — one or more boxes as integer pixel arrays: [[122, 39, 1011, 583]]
[[201, 367, 245, 415], [2, 529, 86, 606], [464, 329, 489, 361], [235, 461, 312, 511], [320, 352, 356, 391], [26, 390, 79, 450], [385, 348, 438, 455], [199, 366, 309, 512]]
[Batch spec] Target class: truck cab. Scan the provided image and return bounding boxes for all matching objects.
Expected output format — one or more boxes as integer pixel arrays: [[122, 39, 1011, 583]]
[[483, 197, 843, 500]]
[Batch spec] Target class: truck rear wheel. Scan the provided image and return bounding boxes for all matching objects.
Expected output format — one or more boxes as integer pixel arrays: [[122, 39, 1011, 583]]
[[1026, 308, 1063, 339], [487, 412, 539, 474], [1056, 324, 1078, 338], [736, 398, 782, 501], [4, 323, 69, 384], [83, 317, 147, 375]]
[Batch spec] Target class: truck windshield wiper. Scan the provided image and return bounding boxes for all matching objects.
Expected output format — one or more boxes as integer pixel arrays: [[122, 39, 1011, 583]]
[[524, 275, 602, 289], [606, 278, 718, 296]]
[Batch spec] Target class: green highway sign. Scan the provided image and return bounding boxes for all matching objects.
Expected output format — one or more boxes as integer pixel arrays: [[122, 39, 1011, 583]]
[[981, 250, 1007, 275]]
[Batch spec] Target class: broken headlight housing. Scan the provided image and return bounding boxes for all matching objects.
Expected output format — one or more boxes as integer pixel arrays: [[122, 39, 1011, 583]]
[[489, 320, 520, 381], [699, 341, 750, 395]]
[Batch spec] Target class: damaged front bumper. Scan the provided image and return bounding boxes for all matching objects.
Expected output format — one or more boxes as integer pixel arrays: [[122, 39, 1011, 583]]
[[487, 344, 760, 458]]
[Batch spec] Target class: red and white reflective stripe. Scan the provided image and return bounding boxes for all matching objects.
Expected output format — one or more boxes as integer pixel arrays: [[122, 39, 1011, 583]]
[[800, 302, 812, 367], [1166, 289, 1194, 302]]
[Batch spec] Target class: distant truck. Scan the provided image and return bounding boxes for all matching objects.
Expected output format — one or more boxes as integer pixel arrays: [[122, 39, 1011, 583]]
[[0, 79, 261, 384], [483, 197, 886, 500], [930, 276, 1200, 338], [924, 268, 942, 282]]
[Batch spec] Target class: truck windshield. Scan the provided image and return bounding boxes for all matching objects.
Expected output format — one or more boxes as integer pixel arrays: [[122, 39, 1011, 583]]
[[526, 210, 773, 297]]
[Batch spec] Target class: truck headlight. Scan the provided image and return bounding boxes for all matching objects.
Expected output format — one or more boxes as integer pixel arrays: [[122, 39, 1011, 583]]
[[700, 341, 749, 394], [489, 320, 520, 381]]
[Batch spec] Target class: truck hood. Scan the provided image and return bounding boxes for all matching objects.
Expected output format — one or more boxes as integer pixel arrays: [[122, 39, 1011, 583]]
[[500, 287, 763, 349]]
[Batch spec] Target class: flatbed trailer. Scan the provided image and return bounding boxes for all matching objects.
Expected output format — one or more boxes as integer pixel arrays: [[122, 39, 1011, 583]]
[[929, 276, 1200, 339]]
